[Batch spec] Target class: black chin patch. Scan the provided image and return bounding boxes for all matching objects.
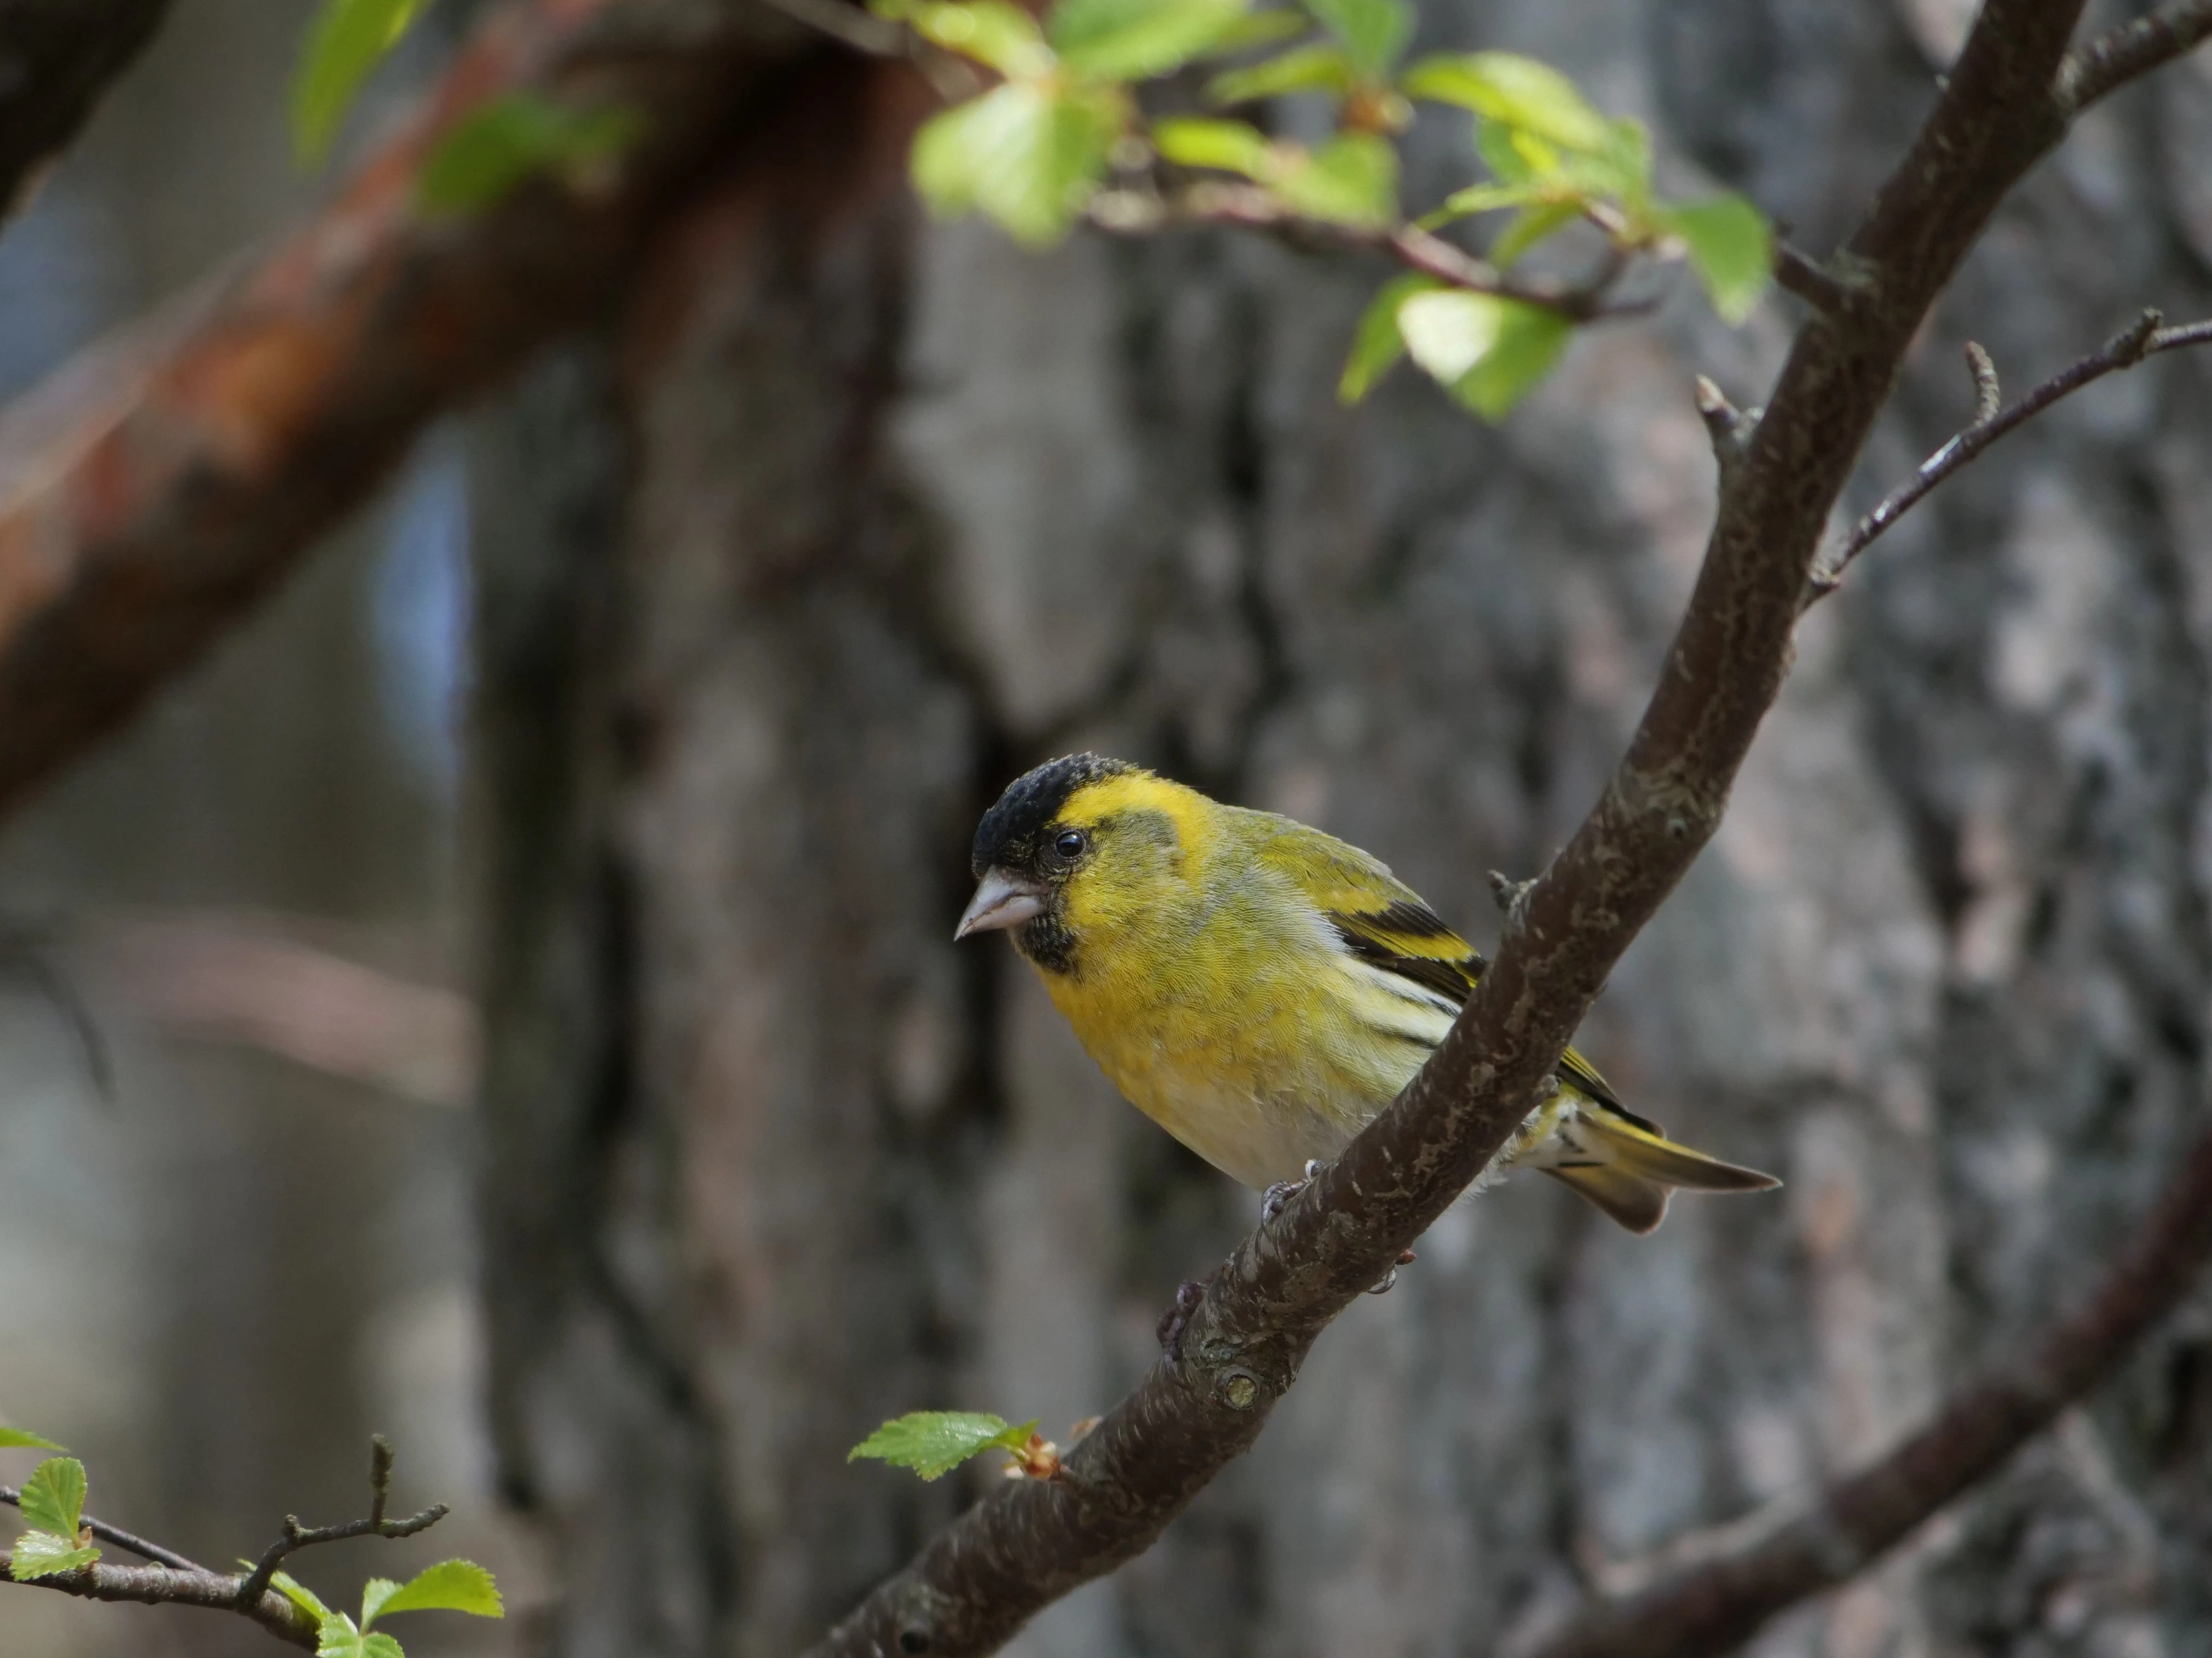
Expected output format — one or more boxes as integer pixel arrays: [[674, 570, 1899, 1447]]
[[1018, 910, 1078, 974], [971, 753, 1136, 876]]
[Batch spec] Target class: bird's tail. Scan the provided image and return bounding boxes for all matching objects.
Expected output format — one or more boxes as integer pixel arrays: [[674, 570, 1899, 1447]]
[[1541, 1105, 1781, 1235]]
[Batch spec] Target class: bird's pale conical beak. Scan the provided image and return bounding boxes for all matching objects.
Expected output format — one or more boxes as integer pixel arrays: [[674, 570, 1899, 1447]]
[[955, 868, 1046, 940]]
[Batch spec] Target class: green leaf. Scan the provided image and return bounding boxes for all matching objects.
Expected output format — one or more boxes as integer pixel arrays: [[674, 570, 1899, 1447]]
[[1586, 115, 1651, 203], [368, 1559, 505, 1624], [1422, 179, 1540, 224], [18, 1458, 86, 1538], [911, 99, 988, 215], [1454, 302, 1569, 419], [292, 0, 433, 165], [912, 83, 1118, 246], [1194, 7, 1309, 55], [8, 1457, 96, 1582], [1270, 130, 1395, 228], [417, 94, 645, 216], [1656, 194, 1771, 324], [1207, 42, 1357, 103], [1152, 115, 1272, 178], [907, 1, 1055, 75], [1397, 290, 1570, 420], [1488, 198, 1580, 267], [1401, 51, 1611, 152], [1050, 0, 1250, 79], [8, 1531, 99, 1581], [273, 1570, 335, 1623], [360, 1578, 402, 1629], [1301, 0, 1410, 74], [1476, 114, 1546, 186], [849, 1412, 1038, 1480], [316, 1611, 405, 1658], [1338, 272, 1440, 402], [0, 1428, 64, 1453]]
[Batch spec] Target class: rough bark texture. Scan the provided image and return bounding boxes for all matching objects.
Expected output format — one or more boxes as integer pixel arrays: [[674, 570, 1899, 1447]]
[[471, 3, 2212, 1656]]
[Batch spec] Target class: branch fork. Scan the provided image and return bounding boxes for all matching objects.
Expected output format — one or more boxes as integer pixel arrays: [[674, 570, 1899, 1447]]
[[3, 1435, 451, 1651], [1814, 307, 2211, 603]]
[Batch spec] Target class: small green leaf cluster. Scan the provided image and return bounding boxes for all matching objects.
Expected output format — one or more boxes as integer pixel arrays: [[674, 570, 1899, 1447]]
[[1399, 51, 1769, 316], [3, 1428, 503, 1656], [287, 0, 1772, 419], [891, 0, 1772, 420], [8, 1453, 99, 1582], [273, 1558, 504, 1658], [848, 1411, 1041, 1480], [290, 0, 642, 212]]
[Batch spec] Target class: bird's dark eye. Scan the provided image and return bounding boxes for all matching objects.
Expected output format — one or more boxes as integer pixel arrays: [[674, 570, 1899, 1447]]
[[1053, 829, 1087, 861]]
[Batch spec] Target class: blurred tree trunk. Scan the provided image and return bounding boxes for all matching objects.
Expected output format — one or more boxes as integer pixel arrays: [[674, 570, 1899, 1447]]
[[469, 5, 2212, 1656]]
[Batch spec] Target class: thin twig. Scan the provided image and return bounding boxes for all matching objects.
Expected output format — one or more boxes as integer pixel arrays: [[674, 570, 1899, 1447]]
[[0, 1554, 321, 1649], [0, 1487, 205, 1574], [1088, 184, 1650, 321], [235, 1436, 447, 1609], [1773, 242, 1852, 314], [1810, 310, 2212, 603], [1693, 375, 1759, 477], [1486, 869, 1536, 921], [1, 1435, 449, 1648], [758, 0, 906, 56], [1522, 1116, 2212, 1658], [2057, 0, 2212, 112]]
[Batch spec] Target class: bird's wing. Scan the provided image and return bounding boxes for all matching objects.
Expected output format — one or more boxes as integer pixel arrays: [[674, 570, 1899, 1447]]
[[1255, 812, 1639, 1117], [1255, 816, 1484, 1005]]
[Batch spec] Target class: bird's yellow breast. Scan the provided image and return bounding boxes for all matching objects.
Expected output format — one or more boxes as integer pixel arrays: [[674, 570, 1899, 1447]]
[[1033, 779, 1447, 1187]]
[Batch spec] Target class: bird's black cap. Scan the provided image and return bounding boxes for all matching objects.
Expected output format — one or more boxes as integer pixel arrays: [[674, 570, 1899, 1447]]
[[971, 753, 1135, 876]]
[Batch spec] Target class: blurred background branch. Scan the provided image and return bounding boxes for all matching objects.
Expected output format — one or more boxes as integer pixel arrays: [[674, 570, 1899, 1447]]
[[0, 0, 820, 824], [1520, 1117, 2212, 1658], [0, 0, 173, 218]]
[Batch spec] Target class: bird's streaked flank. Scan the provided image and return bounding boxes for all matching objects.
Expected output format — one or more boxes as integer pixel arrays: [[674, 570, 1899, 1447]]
[[958, 754, 1777, 1234]]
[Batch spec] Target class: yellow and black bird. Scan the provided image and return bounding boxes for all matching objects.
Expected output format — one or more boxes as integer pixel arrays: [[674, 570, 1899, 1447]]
[[955, 753, 1778, 1233]]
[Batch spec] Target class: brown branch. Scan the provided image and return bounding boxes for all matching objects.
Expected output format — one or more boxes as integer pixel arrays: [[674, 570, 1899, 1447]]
[[234, 1435, 447, 1609], [1812, 310, 2212, 601], [0, 0, 836, 823], [1520, 1117, 2212, 1658], [1, 1485, 205, 1573], [0, 0, 175, 221], [79, 911, 480, 1108], [0, 1555, 321, 1649], [2057, 0, 2212, 111], [806, 4, 2092, 1655], [1, 1435, 450, 1650], [1087, 183, 1646, 321]]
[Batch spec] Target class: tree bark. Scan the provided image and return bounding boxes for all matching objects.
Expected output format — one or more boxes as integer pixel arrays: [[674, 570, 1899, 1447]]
[[471, 3, 2212, 1655]]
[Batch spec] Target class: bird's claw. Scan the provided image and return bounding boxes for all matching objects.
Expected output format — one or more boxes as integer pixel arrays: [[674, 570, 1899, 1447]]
[[1156, 1279, 1206, 1367], [1366, 1249, 1417, 1295], [1260, 1159, 1326, 1224]]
